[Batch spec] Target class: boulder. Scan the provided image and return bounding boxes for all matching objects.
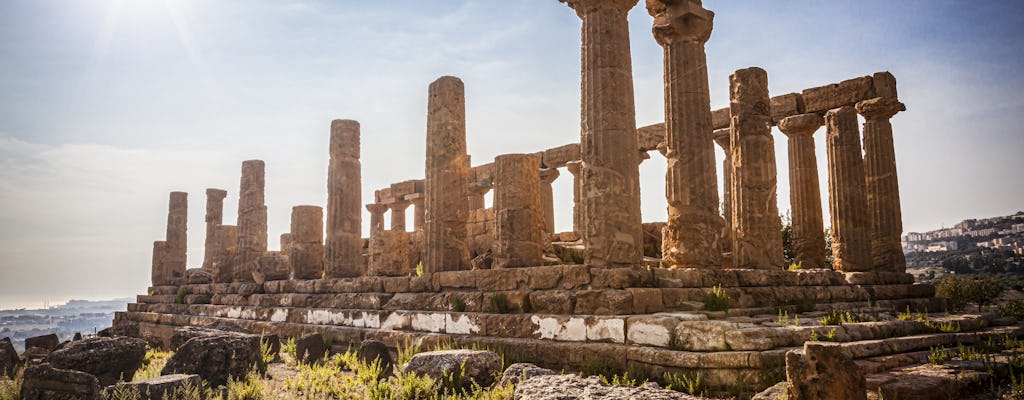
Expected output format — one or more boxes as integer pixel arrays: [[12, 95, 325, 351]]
[[161, 334, 262, 387], [20, 346, 51, 363], [295, 333, 327, 364], [513, 374, 701, 400], [168, 322, 278, 357], [786, 342, 867, 400], [25, 333, 59, 351], [48, 336, 148, 386], [107, 374, 201, 400], [498, 363, 556, 387], [73, 333, 83, 341], [753, 381, 789, 400], [402, 349, 502, 390], [0, 337, 19, 378], [20, 363, 102, 400], [357, 340, 393, 380]]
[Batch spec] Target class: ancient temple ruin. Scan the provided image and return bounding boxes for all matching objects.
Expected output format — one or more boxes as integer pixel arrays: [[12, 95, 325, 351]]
[[113, 1, 1016, 396]]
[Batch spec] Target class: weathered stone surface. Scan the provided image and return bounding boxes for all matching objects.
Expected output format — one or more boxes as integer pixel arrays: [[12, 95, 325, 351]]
[[561, 0, 643, 267], [21, 363, 102, 400], [369, 230, 411, 276], [295, 333, 327, 364], [649, 0, 722, 269], [538, 168, 559, 234], [493, 154, 544, 268], [514, 374, 700, 400], [786, 342, 866, 400], [48, 337, 147, 386], [109, 374, 201, 400], [802, 75, 875, 114], [357, 340, 393, 380], [210, 224, 237, 283], [161, 191, 188, 286], [167, 322, 252, 350], [236, 160, 268, 282], [184, 268, 212, 284], [150, 241, 167, 287], [771, 92, 805, 124], [753, 381, 789, 400], [388, 200, 411, 232], [257, 251, 290, 281], [779, 113, 827, 269], [564, 161, 583, 235], [201, 188, 227, 270], [25, 333, 59, 351], [542, 143, 580, 169], [402, 349, 501, 390], [857, 97, 907, 273], [0, 337, 18, 378], [424, 76, 471, 272], [729, 67, 783, 269], [498, 363, 556, 387], [713, 128, 734, 256], [325, 119, 364, 278], [161, 334, 261, 387], [826, 106, 872, 272], [291, 205, 325, 280]]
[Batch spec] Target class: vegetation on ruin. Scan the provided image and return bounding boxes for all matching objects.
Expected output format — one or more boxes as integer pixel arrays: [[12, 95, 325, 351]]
[[174, 287, 191, 304], [998, 300, 1024, 319], [703, 285, 730, 312], [449, 296, 467, 313], [488, 293, 510, 314], [662, 371, 705, 396]]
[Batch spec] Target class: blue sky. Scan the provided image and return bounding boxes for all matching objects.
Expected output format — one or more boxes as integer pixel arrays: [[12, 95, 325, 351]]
[[1, 0, 1022, 308]]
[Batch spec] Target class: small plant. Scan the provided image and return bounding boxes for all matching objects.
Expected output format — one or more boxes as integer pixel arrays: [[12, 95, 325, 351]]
[[490, 293, 510, 314], [254, 335, 276, 375], [226, 370, 265, 400], [663, 372, 704, 396], [0, 373, 23, 400], [103, 384, 143, 400], [450, 296, 467, 312], [999, 300, 1024, 319], [925, 320, 961, 333], [896, 306, 914, 321], [787, 261, 802, 271], [282, 337, 298, 364], [704, 285, 730, 312], [599, 370, 645, 388], [776, 309, 799, 327], [175, 287, 191, 304], [566, 248, 585, 264], [818, 309, 864, 326], [928, 346, 947, 365], [133, 349, 172, 381], [415, 261, 424, 277], [957, 343, 981, 361]]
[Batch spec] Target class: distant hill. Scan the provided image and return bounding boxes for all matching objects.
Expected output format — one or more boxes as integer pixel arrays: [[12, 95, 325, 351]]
[[0, 298, 131, 351], [903, 211, 1024, 284]]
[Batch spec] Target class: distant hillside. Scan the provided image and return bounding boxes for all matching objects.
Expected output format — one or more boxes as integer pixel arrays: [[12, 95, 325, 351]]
[[903, 211, 1024, 284], [0, 298, 131, 351]]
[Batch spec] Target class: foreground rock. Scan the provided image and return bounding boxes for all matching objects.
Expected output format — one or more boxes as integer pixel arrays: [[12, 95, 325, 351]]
[[0, 337, 18, 378], [161, 334, 261, 387], [48, 336, 147, 386], [295, 332, 327, 364], [25, 333, 60, 351], [168, 321, 250, 350], [402, 349, 501, 390], [498, 363, 556, 387], [108, 374, 201, 400], [357, 340, 393, 380], [21, 363, 102, 400], [513, 374, 702, 400], [786, 342, 866, 400]]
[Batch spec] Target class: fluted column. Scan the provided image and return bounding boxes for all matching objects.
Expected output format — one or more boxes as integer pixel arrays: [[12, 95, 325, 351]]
[[539, 168, 560, 234], [162, 191, 187, 284], [779, 113, 827, 269], [290, 205, 324, 280], [424, 76, 471, 272], [560, 0, 643, 266], [713, 128, 733, 255], [389, 200, 411, 232], [825, 106, 872, 272], [406, 194, 425, 231], [857, 97, 907, 273], [211, 225, 237, 283], [151, 241, 167, 286], [729, 67, 784, 269], [565, 161, 583, 236], [202, 189, 227, 270], [235, 160, 267, 282], [325, 119, 363, 278], [493, 154, 544, 268], [648, 0, 722, 268]]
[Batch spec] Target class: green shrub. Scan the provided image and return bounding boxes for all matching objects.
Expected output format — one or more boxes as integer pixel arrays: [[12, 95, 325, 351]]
[[704, 285, 730, 312], [490, 293, 510, 314], [450, 296, 467, 312], [999, 300, 1024, 319], [175, 287, 191, 304], [936, 275, 1003, 311], [663, 372, 704, 396], [566, 248, 585, 264]]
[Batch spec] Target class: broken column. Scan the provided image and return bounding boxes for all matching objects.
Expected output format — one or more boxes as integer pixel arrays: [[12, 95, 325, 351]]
[[235, 160, 267, 282], [162, 191, 188, 284], [324, 119, 363, 278], [825, 106, 872, 272], [423, 76, 471, 272], [493, 154, 544, 268], [713, 128, 733, 255], [729, 67, 784, 269], [210, 225, 237, 283], [150, 241, 167, 286], [290, 205, 324, 280], [857, 97, 907, 273], [201, 189, 227, 270], [779, 113, 827, 269], [561, 0, 643, 266], [539, 168, 560, 234], [648, 0, 722, 268], [565, 161, 583, 236]]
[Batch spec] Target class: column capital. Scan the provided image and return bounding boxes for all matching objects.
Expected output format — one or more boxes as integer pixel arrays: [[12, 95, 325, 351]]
[[540, 168, 561, 184], [365, 203, 388, 215], [565, 160, 583, 176], [856, 97, 906, 121], [647, 0, 714, 46], [778, 113, 824, 137], [205, 188, 227, 200], [468, 181, 492, 196], [387, 200, 411, 212], [712, 128, 731, 150], [560, 0, 638, 18]]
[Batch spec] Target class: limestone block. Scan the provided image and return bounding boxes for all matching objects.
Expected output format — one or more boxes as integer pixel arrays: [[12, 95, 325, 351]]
[[528, 291, 573, 314], [629, 288, 665, 314], [802, 75, 875, 114], [786, 342, 867, 400], [770, 92, 805, 123], [636, 123, 665, 151], [574, 290, 633, 315], [258, 252, 290, 281]]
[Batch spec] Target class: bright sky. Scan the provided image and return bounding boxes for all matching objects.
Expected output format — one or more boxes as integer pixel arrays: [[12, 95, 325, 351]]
[[1, 0, 1022, 308]]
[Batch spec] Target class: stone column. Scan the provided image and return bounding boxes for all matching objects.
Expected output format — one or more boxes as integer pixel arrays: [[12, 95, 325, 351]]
[[467, 183, 490, 211], [406, 194, 425, 231], [366, 204, 388, 235], [825, 106, 872, 272], [857, 97, 907, 273], [163, 191, 187, 284], [389, 200, 411, 232], [290, 205, 324, 280], [201, 189, 227, 270], [423, 76, 471, 272], [539, 168, 560, 234], [211, 225, 237, 283], [235, 160, 267, 282], [280, 233, 293, 256], [648, 0, 722, 268], [561, 0, 643, 266], [729, 67, 784, 269], [150, 241, 167, 286], [565, 161, 583, 236], [493, 154, 544, 268], [324, 119, 363, 278], [779, 113, 827, 269], [713, 128, 733, 255]]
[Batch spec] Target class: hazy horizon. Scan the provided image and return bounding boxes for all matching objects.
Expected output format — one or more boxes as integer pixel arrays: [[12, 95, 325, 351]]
[[1, 1, 1023, 305]]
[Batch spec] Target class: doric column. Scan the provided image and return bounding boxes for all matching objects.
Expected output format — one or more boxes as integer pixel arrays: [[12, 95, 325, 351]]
[[405, 193, 426, 231], [467, 183, 490, 211], [729, 67, 784, 269], [424, 76, 471, 272], [211, 225, 237, 283], [389, 200, 411, 232], [565, 161, 583, 236], [857, 97, 907, 273], [779, 113, 827, 269], [825, 106, 872, 272], [150, 241, 167, 286], [201, 189, 227, 270], [279, 233, 293, 256], [493, 154, 544, 268], [235, 160, 267, 282], [648, 0, 722, 268], [163, 191, 187, 284], [561, 0, 643, 266], [366, 203, 388, 235], [713, 128, 733, 254], [324, 119, 363, 278], [290, 205, 324, 280], [539, 168, 560, 234]]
